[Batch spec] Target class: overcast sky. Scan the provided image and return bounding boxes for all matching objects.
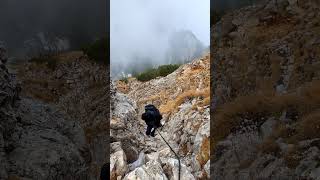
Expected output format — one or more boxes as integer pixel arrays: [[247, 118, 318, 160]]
[[110, 0, 209, 75], [0, 0, 106, 57]]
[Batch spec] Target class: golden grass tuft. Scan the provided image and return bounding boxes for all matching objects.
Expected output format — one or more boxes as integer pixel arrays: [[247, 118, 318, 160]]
[[258, 138, 281, 155], [290, 110, 320, 143], [239, 158, 255, 170], [116, 80, 130, 94], [196, 136, 210, 168], [84, 120, 109, 143], [159, 87, 210, 114], [284, 146, 302, 169], [212, 80, 320, 152], [7, 175, 21, 180]]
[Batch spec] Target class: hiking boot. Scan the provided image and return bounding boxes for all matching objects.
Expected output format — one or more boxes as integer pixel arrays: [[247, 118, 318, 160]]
[[150, 129, 156, 137], [150, 133, 155, 137]]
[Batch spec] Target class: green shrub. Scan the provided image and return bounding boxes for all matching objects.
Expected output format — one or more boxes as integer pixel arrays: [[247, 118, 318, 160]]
[[135, 64, 180, 82], [120, 77, 129, 84], [82, 37, 108, 65], [158, 64, 180, 77]]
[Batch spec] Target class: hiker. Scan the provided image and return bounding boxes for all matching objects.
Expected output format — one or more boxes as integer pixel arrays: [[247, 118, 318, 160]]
[[141, 104, 162, 137], [100, 163, 109, 180]]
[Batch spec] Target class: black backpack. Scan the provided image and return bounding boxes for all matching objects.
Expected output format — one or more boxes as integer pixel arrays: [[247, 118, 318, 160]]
[[144, 104, 162, 124]]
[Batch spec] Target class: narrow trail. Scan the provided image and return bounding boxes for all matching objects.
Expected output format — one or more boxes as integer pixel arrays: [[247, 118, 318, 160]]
[[113, 54, 210, 179], [125, 105, 182, 179]]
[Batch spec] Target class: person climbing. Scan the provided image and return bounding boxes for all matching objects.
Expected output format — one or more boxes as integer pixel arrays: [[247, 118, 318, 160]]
[[141, 104, 162, 137], [100, 163, 109, 180]]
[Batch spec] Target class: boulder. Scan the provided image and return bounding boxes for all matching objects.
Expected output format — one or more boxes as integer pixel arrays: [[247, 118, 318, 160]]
[[124, 160, 168, 180], [162, 158, 195, 180], [110, 142, 128, 180]]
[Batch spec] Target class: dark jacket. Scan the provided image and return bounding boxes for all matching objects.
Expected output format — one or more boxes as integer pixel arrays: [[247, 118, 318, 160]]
[[142, 105, 162, 127]]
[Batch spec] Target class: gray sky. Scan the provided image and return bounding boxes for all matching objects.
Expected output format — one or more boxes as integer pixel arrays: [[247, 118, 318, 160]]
[[110, 0, 209, 75], [0, 0, 105, 57]]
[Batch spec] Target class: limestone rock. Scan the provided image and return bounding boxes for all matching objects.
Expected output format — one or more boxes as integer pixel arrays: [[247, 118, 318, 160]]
[[0, 46, 90, 179], [124, 160, 168, 180], [162, 158, 195, 180], [110, 142, 128, 180]]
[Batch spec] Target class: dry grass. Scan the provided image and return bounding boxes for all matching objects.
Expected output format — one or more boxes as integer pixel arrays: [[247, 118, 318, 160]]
[[159, 87, 210, 115], [196, 136, 210, 168], [249, 15, 294, 46], [56, 51, 84, 62], [84, 120, 109, 143], [116, 80, 130, 94], [258, 138, 281, 156], [7, 176, 20, 180], [239, 158, 255, 170], [212, 80, 320, 152], [284, 146, 302, 169], [139, 93, 164, 106], [19, 79, 66, 103], [272, 123, 295, 139], [289, 110, 320, 143], [201, 96, 210, 106], [179, 143, 189, 156]]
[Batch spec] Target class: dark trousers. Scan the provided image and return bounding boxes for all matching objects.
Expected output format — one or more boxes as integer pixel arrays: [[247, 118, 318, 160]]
[[146, 125, 156, 137], [100, 163, 109, 180]]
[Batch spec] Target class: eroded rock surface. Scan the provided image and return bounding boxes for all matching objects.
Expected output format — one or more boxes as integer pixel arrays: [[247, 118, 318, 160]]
[[212, 0, 320, 179], [0, 47, 91, 179]]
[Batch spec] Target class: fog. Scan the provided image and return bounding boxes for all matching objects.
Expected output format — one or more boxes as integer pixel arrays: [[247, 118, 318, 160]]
[[0, 0, 106, 58], [110, 0, 210, 77]]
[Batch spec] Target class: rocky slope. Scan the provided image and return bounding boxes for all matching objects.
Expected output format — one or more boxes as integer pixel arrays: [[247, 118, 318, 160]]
[[15, 51, 110, 179], [0, 47, 91, 179], [212, 0, 320, 179], [111, 54, 210, 179]]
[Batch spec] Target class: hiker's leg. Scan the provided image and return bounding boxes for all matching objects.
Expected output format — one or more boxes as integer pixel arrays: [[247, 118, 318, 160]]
[[157, 121, 162, 127], [150, 126, 156, 137], [146, 125, 152, 136], [100, 163, 109, 180]]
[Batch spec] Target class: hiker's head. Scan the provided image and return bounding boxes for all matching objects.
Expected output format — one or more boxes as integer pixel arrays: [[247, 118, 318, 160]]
[[145, 104, 156, 111], [142, 104, 162, 123]]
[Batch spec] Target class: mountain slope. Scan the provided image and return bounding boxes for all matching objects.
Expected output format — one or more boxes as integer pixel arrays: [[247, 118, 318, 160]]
[[15, 51, 110, 179], [0, 46, 91, 179], [212, 0, 320, 179], [112, 54, 210, 179]]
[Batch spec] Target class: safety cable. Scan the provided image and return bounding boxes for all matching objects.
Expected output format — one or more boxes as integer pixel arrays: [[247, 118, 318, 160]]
[[122, 122, 181, 180], [156, 129, 181, 180]]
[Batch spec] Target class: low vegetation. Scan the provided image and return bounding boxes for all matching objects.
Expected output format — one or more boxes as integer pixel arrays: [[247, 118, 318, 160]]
[[82, 37, 108, 65], [212, 80, 320, 152], [135, 64, 180, 82], [119, 77, 129, 84], [258, 138, 281, 156], [160, 87, 210, 115]]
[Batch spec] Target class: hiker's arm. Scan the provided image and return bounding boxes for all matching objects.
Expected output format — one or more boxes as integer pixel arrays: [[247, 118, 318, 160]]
[[141, 113, 147, 120]]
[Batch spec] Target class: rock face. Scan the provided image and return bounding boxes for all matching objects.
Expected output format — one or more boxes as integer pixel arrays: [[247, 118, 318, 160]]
[[15, 51, 110, 179], [212, 0, 320, 179], [166, 30, 205, 64], [0, 47, 91, 179], [112, 54, 210, 179]]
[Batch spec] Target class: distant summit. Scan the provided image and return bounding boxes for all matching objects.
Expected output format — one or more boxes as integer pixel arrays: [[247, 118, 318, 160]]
[[166, 30, 205, 64]]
